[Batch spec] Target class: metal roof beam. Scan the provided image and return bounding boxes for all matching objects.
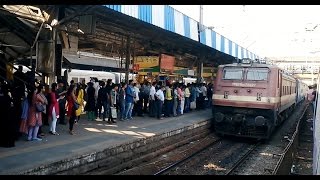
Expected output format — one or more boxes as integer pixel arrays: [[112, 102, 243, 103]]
[[54, 5, 97, 27], [0, 16, 35, 45], [0, 7, 45, 24]]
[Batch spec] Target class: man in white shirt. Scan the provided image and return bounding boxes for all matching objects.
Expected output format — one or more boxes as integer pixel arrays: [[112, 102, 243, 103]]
[[200, 83, 207, 109], [200, 83, 207, 97], [184, 84, 191, 113], [155, 85, 165, 120], [133, 83, 140, 102], [132, 83, 142, 117], [149, 82, 157, 117], [92, 78, 100, 118]]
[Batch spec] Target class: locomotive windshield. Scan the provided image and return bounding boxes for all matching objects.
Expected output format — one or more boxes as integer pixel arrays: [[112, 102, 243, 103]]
[[223, 68, 243, 80], [246, 68, 269, 81], [222, 67, 269, 81]]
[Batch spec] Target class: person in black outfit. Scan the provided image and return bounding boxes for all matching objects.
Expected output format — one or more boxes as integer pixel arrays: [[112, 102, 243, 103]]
[[108, 84, 118, 123], [12, 65, 26, 140], [85, 82, 96, 120], [97, 81, 109, 121], [0, 49, 6, 80], [137, 83, 144, 117], [0, 81, 15, 147], [142, 81, 151, 113], [104, 79, 113, 118], [56, 79, 67, 125]]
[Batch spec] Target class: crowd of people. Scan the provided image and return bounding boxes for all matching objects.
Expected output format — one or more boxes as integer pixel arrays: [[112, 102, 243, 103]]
[[0, 65, 214, 148]]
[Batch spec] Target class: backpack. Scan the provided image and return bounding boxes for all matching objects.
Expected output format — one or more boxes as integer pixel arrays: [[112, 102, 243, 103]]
[[155, 90, 160, 101], [165, 89, 173, 100], [46, 93, 51, 107]]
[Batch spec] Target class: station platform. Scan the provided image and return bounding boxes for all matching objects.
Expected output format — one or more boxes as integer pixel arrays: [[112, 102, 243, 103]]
[[0, 109, 212, 175]]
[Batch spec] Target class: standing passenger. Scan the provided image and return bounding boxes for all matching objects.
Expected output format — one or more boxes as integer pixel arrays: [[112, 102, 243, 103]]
[[176, 84, 182, 115], [307, 85, 316, 109], [0, 82, 15, 147], [66, 85, 77, 135], [125, 80, 135, 120], [143, 82, 151, 113], [155, 86, 165, 120], [75, 83, 84, 123], [108, 84, 118, 123], [119, 82, 127, 121], [180, 85, 185, 115], [48, 83, 60, 135], [173, 83, 178, 116], [164, 84, 173, 117], [105, 79, 113, 119], [132, 83, 141, 116], [149, 82, 157, 117], [184, 83, 191, 113], [92, 78, 100, 118], [27, 84, 47, 141], [85, 82, 96, 121], [201, 83, 207, 109], [98, 82, 109, 121], [56, 79, 67, 125]]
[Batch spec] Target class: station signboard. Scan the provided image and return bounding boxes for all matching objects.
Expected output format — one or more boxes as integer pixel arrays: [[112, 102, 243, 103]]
[[160, 54, 175, 73], [135, 56, 160, 76], [132, 64, 140, 72], [188, 70, 195, 76], [36, 40, 55, 74]]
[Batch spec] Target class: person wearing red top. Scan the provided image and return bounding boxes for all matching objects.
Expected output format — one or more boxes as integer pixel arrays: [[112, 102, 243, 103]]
[[48, 83, 60, 135], [66, 85, 77, 135], [27, 84, 47, 141]]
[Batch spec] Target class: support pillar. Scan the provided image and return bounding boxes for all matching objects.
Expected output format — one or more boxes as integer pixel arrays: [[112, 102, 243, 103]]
[[55, 43, 62, 81], [48, 28, 57, 86], [125, 36, 130, 84], [197, 57, 203, 84], [51, 6, 64, 85], [120, 37, 124, 82]]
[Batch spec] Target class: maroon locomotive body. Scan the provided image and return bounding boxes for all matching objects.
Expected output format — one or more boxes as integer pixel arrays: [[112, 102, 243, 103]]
[[212, 59, 298, 139]]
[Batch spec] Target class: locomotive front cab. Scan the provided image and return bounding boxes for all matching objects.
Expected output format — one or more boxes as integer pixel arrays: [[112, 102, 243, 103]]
[[212, 59, 277, 139]]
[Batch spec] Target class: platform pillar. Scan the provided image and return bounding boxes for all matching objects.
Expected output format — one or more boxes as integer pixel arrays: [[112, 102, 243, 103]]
[[197, 58, 203, 84], [125, 36, 130, 84]]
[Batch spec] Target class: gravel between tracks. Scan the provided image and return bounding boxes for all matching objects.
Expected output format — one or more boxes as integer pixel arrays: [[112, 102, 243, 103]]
[[117, 103, 309, 175], [234, 103, 308, 175]]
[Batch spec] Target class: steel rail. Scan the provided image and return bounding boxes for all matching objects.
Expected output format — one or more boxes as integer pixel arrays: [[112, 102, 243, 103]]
[[272, 104, 308, 175], [225, 142, 260, 175], [153, 138, 222, 175]]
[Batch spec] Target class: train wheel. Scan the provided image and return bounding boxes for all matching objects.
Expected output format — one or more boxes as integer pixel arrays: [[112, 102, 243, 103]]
[[215, 132, 224, 137], [259, 138, 269, 144], [266, 125, 274, 140]]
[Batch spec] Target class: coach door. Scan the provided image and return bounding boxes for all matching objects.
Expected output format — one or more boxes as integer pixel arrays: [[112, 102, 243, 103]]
[[278, 70, 282, 112]]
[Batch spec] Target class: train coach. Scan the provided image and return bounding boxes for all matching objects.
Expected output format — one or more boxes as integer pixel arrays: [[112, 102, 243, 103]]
[[212, 58, 306, 139], [296, 79, 308, 104], [66, 69, 136, 84]]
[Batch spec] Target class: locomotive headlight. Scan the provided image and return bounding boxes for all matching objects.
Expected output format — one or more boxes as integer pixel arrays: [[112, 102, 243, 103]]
[[255, 116, 265, 126], [215, 112, 224, 123]]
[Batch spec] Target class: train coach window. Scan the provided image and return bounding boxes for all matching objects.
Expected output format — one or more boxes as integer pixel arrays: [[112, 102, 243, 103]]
[[246, 68, 269, 81], [79, 78, 85, 83], [223, 68, 243, 80], [72, 77, 78, 83]]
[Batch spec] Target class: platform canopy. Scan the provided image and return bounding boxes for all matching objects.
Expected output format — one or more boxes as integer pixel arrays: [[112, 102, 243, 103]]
[[0, 5, 259, 72]]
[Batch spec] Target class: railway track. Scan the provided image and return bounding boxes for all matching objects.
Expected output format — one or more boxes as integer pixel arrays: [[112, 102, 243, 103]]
[[225, 142, 260, 175], [115, 133, 220, 175], [116, 104, 309, 175], [153, 138, 223, 175], [154, 139, 260, 175]]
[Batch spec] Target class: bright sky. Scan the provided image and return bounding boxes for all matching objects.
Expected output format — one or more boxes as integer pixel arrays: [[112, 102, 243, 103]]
[[170, 5, 320, 58]]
